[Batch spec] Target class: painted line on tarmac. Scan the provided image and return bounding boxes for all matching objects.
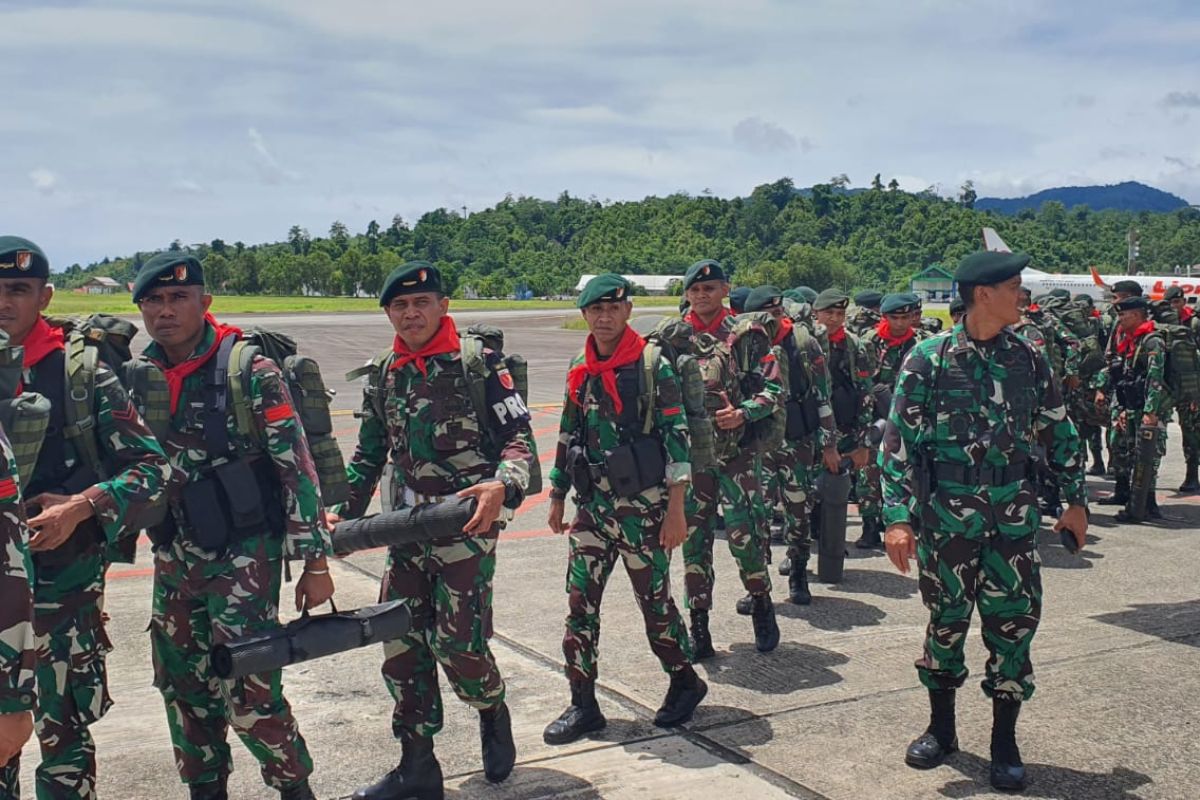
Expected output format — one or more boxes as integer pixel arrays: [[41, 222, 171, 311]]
[[330, 401, 563, 418]]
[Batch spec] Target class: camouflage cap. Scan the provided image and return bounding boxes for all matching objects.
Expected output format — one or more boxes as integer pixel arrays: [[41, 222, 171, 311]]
[[0, 236, 50, 280], [684, 259, 727, 289], [813, 288, 850, 311], [954, 251, 1031, 285], [729, 286, 752, 313], [381, 261, 442, 306], [881, 293, 918, 315], [744, 285, 783, 313], [578, 272, 632, 308], [1111, 279, 1143, 296], [1114, 296, 1149, 312], [133, 253, 204, 302], [1164, 285, 1185, 301], [853, 289, 883, 309]]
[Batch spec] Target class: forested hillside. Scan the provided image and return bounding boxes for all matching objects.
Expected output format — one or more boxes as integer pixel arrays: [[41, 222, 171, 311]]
[[58, 177, 1200, 297]]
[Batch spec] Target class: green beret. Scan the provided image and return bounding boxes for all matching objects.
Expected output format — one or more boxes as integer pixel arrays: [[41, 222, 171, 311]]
[[380, 261, 443, 306], [853, 290, 883, 309], [0, 236, 50, 280], [881, 293, 918, 315], [729, 286, 751, 313], [745, 285, 783, 313], [813, 288, 849, 311], [902, 291, 921, 307], [1073, 293, 1094, 305], [954, 251, 1031, 286], [684, 259, 727, 289], [782, 288, 804, 303], [796, 286, 818, 303], [1164, 285, 1185, 301], [132, 253, 204, 302], [1111, 279, 1142, 296], [1049, 288, 1071, 299], [1114, 296, 1149, 312], [578, 272, 633, 309], [949, 297, 966, 315]]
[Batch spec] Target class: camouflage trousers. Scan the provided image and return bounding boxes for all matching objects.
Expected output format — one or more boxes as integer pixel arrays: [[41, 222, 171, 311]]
[[29, 549, 112, 800], [856, 449, 882, 527], [915, 479, 1042, 702], [763, 442, 812, 556], [564, 482, 691, 681], [1110, 411, 1169, 493], [0, 763, 17, 798], [380, 526, 505, 739], [1178, 401, 1200, 462], [683, 448, 771, 610], [150, 535, 313, 790]]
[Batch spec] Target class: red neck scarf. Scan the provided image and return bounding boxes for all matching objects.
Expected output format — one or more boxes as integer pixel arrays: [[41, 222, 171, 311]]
[[1115, 321, 1155, 357], [21, 316, 66, 370], [876, 319, 914, 348], [1181, 306, 1195, 323], [390, 315, 460, 377], [154, 313, 243, 413], [772, 316, 794, 346], [828, 326, 847, 345], [1090, 308, 1102, 319], [685, 307, 730, 335], [1027, 303, 1040, 312], [567, 326, 645, 413]]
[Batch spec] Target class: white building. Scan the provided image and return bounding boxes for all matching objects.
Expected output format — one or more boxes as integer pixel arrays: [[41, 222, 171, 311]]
[[574, 273, 684, 295]]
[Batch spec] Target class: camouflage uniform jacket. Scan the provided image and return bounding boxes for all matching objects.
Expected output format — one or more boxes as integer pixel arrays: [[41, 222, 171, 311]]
[[863, 326, 928, 410], [846, 307, 881, 337], [1031, 308, 1082, 379], [684, 312, 785, 436], [1092, 327, 1171, 418], [827, 329, 878, 448], [879, 324, 1087, 528], [343, 336, 535, 520], [25, 345, 169, 547], [549, 345, 691, 496], [0, 428, 35, 713], [780, 326, 836, 450], [142, 324, 331, 561]]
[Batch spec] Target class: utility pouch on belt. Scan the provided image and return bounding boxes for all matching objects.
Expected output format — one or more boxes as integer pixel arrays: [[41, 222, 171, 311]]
[[566, 442, 595, 500], [605, 438, 666, 499], [183, 476, 230, 551], [831, 385, 858, 430], [215, 458, 269, 532], [785, 397, 821, 440], [147, 515, 178, 550]]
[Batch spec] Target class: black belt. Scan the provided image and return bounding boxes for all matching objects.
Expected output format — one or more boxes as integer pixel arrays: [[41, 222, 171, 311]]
[[931, 460, 1030, 487]]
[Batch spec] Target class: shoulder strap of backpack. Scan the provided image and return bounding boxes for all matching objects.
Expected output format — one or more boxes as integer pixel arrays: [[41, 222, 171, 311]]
[[641, 343, 661, 436], [460, 334, 493, 433], [62, 330, 104, 477], [346, 349, 396, 422], [203, 335, 239, 458], [227, 340, 259, 444]]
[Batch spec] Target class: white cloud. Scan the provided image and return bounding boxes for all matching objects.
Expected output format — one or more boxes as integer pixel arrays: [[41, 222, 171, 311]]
[[248, 128, 299, 185], [731, 117, 808, 156], [29, 168, 57, 194]]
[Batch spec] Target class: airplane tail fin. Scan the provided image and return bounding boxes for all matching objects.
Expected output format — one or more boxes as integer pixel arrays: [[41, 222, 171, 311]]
[[982, 227, 1011, 253], [1090, 267, 1111, 290]]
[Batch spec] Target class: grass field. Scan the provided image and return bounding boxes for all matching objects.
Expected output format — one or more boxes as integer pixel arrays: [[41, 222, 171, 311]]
[[563, 307, 955, 331], [46, 293, 685, 316]]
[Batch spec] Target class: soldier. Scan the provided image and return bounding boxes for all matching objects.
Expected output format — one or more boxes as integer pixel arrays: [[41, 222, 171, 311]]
[[335, 262, 532, 799], [1093, 296, 1172, 521], [729, 286, 751, 315], [1024, 295, 1083, 518], [1073, 293, 1110, 476], [131, 253, 332, 800], [856, 293, 927, 548], [949, 297, 966, 325], [846, 290, 883, 337], [1164, 286, 1200, 491], [0, 236, 169, 800], [0, 422, 36, 799], [881, 250, 1087, 792], [746, 286, 835, 604], [677, 260, 782, 657], [543, 273, 705, 744]]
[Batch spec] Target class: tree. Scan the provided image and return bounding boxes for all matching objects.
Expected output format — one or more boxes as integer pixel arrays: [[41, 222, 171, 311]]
[[958, 180, 977, 209], [329, 221, 350, 255], [365, 219, 381, 254], [829, 174, 851, 190], [287, 226, 310, 255], [888, 178, 900, 191], [871, 173, 883, 191]]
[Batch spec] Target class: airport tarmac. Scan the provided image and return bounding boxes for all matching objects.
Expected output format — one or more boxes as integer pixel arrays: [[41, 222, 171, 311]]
[[17, 308, 1200, 799]]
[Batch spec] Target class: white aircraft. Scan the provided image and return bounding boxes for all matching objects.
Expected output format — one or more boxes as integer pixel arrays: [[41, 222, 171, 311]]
[[982, 227, 1200, 302]]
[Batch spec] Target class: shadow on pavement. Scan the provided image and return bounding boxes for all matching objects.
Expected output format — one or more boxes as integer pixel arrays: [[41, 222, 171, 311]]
[[699, 641, 847, 694], [685, 703, 774, 760], [1037, 533, 1103, 570], [449, 766, 602, 799], [934, 750, 1153, 799], [826, 568, 919, 599], [778, 595, 887, 631], [1092, 598, 1200, 647]]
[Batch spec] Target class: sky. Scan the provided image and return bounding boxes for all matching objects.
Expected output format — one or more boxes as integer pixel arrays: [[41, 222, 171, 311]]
[[4, 0, 1200, 267]]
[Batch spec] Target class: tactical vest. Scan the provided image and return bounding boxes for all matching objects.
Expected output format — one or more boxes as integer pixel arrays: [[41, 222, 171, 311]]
[[828, 335, 863, 431]]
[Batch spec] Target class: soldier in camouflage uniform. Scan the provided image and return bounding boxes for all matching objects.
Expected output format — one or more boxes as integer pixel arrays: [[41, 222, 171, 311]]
[[336, 262, 532, 800], [881, 251, 1088, 793], [677, 260, 783, 657], [1165, 286, 1200, 491], [543, 274, 705, 745], [131, 254, 332, 800], [846, 290, 883, 337], [0, 422, 36, 799], [1093, 295, 1173, 522], [745, 287, 835, 605], [949, 297, 966, 325], [1072, 293, 1110, 476], [1024, 294, 1083, 517], [0, 237, 170, 800], [856, 292, 927, 548]]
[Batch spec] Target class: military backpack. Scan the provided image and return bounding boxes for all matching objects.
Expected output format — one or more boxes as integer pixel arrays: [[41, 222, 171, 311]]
[[640, 321, 718, 472], [0, 343, 51, 488], [1053, 304, 1105, 380]]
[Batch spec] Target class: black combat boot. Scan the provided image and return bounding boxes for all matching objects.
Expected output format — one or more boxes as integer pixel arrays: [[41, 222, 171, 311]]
[[989, 698, 1027, 791], [279, 779, 316, 800], [690, 609, 715, 660], [750, 593, 780, 652], [855, 519, 882, 549], [904, 689, 959, 769], [542, 679, 607, 745], [735, 592, 754, 615], [352, 732, 443, 800], [653, 665, 708, 728], [1098, 475, 1130, 505], [1179, 461, 1199, 492], [787, 547, 811, 605], [190, 781, 229, 800], [479, 703, 516, 783]]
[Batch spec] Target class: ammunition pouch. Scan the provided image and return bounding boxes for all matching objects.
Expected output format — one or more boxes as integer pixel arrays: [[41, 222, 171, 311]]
[[785, 396, 821, 441], [566, 442, 598, 501], [872, 385, 893, 420], [181, 457, 284, 553], [831, 384, 859, 430], [605, 437, 667, 499], [1115, 377, 1146, 411]]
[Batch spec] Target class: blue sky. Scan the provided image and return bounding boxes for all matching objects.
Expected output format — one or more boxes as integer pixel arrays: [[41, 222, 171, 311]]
[[3, 0, 1199, 267]]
